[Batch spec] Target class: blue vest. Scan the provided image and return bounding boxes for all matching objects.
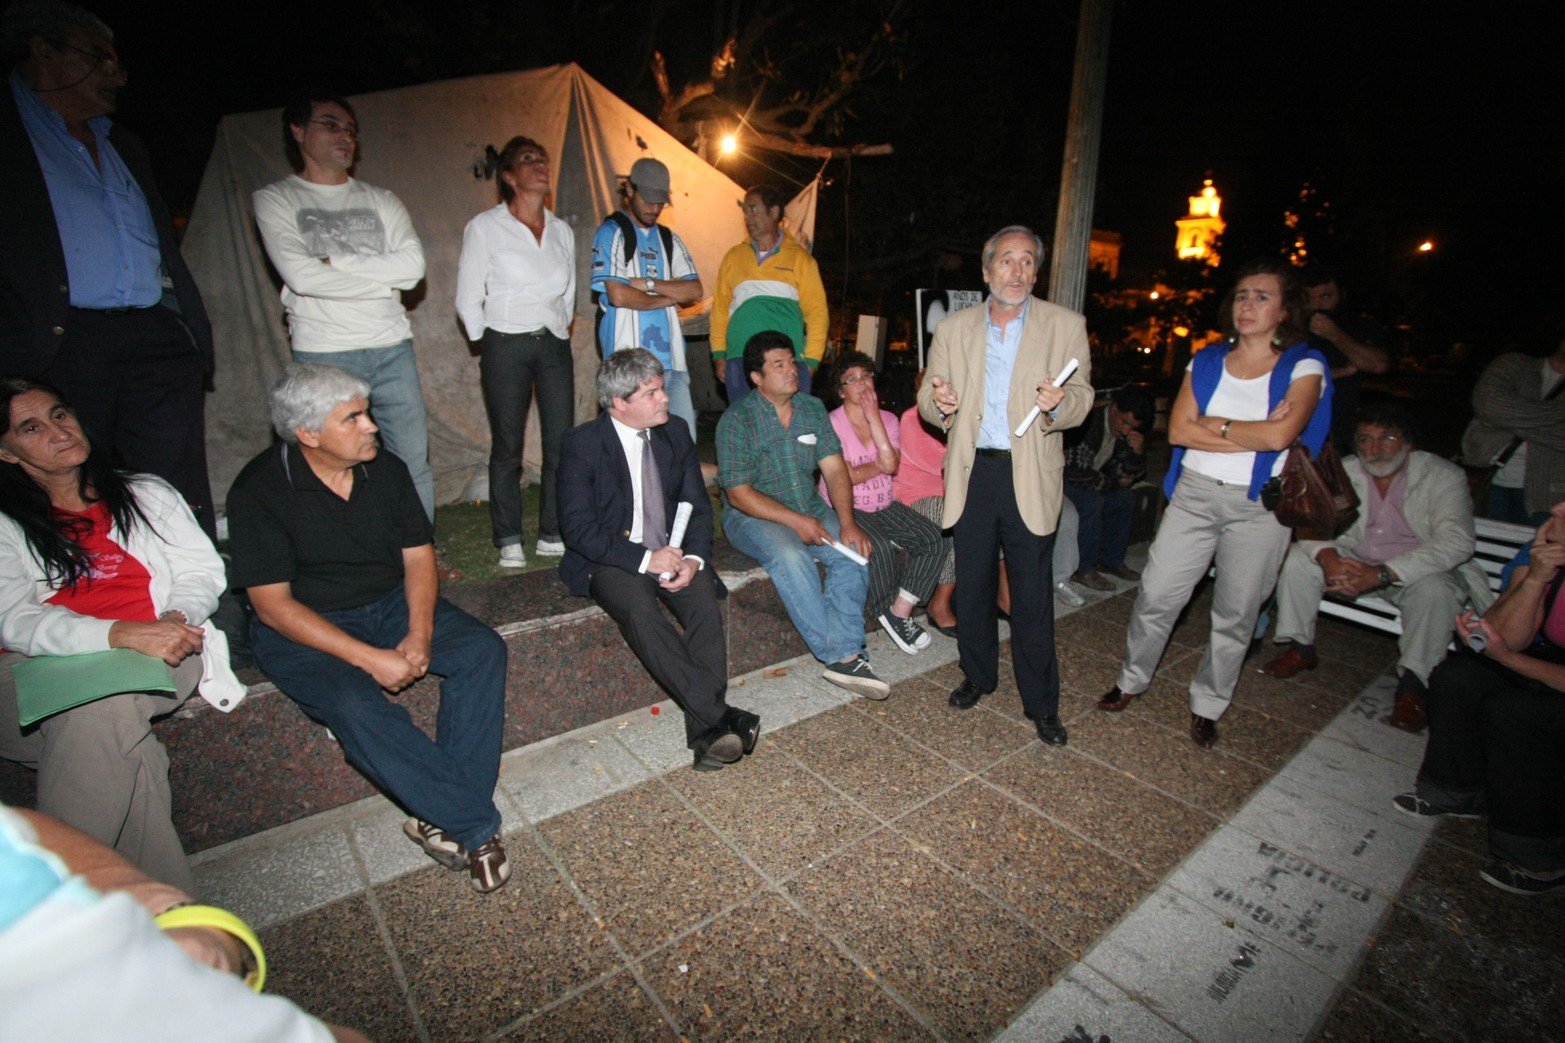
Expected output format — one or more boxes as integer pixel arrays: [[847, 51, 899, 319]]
[[1163, 342, 1333, 502]]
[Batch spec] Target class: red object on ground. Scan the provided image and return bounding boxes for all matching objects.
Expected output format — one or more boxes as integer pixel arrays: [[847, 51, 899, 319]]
[[650, 706, 660, 715]]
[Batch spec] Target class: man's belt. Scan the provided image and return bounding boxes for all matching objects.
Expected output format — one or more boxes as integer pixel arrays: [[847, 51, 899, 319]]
[[975, 447, 1012, 459]]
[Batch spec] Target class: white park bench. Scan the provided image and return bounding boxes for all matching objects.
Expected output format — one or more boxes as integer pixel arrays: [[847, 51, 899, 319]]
[[1317, 517, 1534, 636]]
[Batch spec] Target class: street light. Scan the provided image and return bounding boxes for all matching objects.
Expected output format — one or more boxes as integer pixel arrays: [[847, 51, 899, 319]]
[[1417, 240, 1434, 253], [720, 132, 738, 156]]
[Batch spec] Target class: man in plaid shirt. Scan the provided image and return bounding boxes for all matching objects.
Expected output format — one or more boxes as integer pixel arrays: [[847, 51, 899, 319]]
[[716, 331, 889, 698]]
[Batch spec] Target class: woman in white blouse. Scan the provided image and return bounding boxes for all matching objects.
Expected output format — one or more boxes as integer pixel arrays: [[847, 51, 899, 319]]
[[455, 135, 577, 568], [1097, 258, 1331, 749]]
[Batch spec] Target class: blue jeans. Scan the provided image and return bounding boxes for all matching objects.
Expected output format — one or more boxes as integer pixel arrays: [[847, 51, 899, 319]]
[[664, 368, 696, 443], [725, 358, 812, 404], [481, 330, 573, 546], [298, 341, 435, 522], [1062, 481, 1137, 571], [724, 508, 867, 664], [250, 588, 507, 849]]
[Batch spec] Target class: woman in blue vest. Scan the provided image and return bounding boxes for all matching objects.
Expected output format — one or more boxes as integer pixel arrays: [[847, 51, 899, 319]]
[[1096, 259, 1332, 748]]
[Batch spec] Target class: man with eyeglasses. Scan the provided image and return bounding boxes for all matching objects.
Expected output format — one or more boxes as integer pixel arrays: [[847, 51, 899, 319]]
[[710, 184, 827, 404], [1263, 397, 1493, 731], [589, 158, 703, 441], [1, 0, 216, 537], [253, 93, 452, 577]]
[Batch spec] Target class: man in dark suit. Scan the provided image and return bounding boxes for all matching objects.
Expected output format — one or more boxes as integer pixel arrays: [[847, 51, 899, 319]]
[[1, 1, 215, 536], [558, 348, 758, 771]]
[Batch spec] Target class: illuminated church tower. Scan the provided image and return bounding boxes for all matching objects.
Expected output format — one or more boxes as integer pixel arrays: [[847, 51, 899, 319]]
[[1175, 178, 1225, 266]]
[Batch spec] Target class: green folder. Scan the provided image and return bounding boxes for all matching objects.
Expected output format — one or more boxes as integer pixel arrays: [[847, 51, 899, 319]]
[[12, 649, 175, 727]]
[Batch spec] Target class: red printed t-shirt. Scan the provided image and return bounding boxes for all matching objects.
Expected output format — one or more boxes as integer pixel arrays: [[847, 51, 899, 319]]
[[43, 502, 158, 622]]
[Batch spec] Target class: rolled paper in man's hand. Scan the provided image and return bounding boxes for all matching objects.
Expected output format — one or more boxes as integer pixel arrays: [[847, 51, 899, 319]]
[[829, 539, 870, 566], [659, 502, 695, 580], [1013, 357, 1081, 438], [657, 501, 694, 579]]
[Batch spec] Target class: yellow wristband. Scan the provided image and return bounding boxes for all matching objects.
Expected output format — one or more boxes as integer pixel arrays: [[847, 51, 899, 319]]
[[154, 903, 266, 992]]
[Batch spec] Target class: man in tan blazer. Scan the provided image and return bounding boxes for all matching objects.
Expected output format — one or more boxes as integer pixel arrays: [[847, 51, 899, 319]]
[[916, 226, 1093, 745]]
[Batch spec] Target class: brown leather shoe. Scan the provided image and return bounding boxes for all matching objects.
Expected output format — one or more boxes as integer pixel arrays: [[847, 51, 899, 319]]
[[1072, 569, 1116, 592], [1389, 685, 1428, 732], [1097, 686, 1139, 712], [1259, 646, 1318, 679], [1190, 713, 1218, 748]]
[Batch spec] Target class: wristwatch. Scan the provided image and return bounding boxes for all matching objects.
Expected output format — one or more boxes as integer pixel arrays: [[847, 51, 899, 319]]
[[643, 278, 656, 292], [1377, 565, 1394, 589]]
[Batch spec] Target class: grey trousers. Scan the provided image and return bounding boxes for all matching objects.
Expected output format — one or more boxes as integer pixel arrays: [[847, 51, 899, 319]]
[[1273, 544, 1466, 685], [1118, 470, 1292, 721], [0, 650, 200, 892]]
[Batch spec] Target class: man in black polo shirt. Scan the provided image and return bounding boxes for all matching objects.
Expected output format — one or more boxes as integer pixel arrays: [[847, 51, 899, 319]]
[[226, 363, 511, 893]]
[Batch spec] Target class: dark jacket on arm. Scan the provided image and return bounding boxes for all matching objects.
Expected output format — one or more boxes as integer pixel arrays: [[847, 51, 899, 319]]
[[557, 412, 724, 598]]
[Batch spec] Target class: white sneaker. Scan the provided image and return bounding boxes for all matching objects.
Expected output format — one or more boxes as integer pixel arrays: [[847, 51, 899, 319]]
[[535, 538, 565, 557], [498, 544, 527, 568]]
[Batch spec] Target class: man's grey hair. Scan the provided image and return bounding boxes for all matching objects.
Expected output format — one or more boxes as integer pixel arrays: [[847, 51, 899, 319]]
[[980, 225, 1045, 271], [268, 363, 371, 444], [2, 0, 112, 66], [597, 348, 665, 410]]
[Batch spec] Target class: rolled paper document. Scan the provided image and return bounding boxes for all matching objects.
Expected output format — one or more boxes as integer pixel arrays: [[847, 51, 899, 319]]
[[1013, 357, 1081, 438], [659, 501, 695, 580], [829, 539, 870, 566], [1466, 630, 1487, 653]]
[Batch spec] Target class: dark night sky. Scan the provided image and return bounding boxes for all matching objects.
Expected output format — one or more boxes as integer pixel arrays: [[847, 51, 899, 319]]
[[73, 0, 1565, 346]]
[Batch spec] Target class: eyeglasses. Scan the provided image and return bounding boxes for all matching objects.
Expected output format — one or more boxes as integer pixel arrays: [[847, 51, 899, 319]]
[[307, 118, 359, 140], [60, 40, 123, 74], [841, 372, 874, 386], [1354, 432, 1404, 448]]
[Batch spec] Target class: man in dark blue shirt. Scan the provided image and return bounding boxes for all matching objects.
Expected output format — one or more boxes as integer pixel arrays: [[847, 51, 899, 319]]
[[0, 2, 214, 535]]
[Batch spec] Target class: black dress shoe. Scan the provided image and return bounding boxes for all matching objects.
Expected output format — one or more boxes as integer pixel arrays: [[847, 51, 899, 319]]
[[692, 729, 744, 771], [1033, 714, 1069, 746], [724, 708, 762, 754], [1097, 686, 1138, 712], [948, 679, 987, 709], [1189, 713, 1218, 749]]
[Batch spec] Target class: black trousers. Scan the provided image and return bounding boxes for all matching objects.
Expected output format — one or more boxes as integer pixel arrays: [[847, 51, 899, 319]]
[[589, 565, 730, 745], [479, 329, 574, 546], [1417, 653, 1565, 871], [42, 306, 214, 539], [953, 453, 1059, 718]]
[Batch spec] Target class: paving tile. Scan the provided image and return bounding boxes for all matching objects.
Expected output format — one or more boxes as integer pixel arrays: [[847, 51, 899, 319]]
[[348, 792, 526, 886], [498, 970, 677, 1041], [862, 626, 959, 685], [192, 825, 359, 930], [1083, 886, 1339, 1042], [1055, 632, 1125, 698], [1319, 674, 1431, 769], [993, 961, 1191, 1043], [1280, 735, 1430, 822], [770, 704, 965, 819], [1298, 651, 1395, 702], [723, 661, 851, 728], [985, 745, 1218, 876], [1165, 825, 1389, 979], [1393, 835, 1565, 943], [259, 896, 417, 1043], [898, 780, 1151, 956], [1313, 617, 1403, 666], [1313, 988, 1448, 1042], [663, 742, 878, 879], [375, 831, 619, 1039], [852, 675, 1037, 772], [1354, 904, 1565, 1042], [540, 781, 763, 955], [785, 831, 1069, 1041], [1229, 774, 1432, 897], [639, 890, 931, 1041], [500, 728, 654, 825], [602, 702, 701, 775], [1429, 814, 1487, 859], [1125, 677, 1315, 770], [1068, 712, 1274, 817]]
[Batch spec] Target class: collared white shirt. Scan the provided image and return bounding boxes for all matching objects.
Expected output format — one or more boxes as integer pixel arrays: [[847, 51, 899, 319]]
[[609, 415, 703, 573], [454, 204, 575, 341]]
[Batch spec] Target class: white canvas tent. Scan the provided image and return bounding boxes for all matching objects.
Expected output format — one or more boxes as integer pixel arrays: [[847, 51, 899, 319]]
[[183, 63, 815, 510]]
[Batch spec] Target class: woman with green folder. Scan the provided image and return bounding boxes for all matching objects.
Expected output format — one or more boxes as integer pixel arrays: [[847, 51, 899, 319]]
[[0, 377, 242, 892]]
